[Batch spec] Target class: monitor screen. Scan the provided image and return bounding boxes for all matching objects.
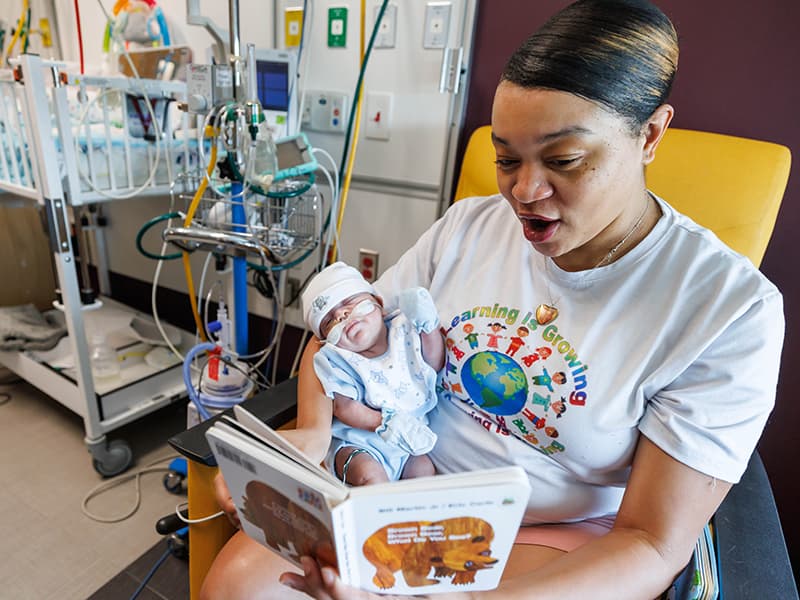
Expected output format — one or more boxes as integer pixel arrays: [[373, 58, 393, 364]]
[[256, 59, 290, 112]]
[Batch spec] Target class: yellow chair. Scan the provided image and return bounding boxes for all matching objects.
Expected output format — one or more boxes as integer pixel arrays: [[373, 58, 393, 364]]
[[453, 125, 792, 266]]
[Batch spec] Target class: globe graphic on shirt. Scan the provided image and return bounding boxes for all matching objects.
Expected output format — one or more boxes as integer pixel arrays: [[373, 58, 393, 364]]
[[460, 351, 528, 415]]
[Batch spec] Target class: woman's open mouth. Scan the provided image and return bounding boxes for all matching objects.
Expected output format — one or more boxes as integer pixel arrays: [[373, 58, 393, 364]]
[[521, 216, 559, 243]]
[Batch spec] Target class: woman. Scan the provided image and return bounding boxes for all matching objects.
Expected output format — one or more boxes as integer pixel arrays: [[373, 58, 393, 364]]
[[202, 0, 784, 597]]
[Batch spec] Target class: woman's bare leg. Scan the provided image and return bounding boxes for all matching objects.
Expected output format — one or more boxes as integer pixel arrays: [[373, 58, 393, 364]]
[[199, 530, 305, 600]]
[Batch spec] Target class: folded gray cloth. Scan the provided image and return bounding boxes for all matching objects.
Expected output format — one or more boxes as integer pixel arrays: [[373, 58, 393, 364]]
[[0, 304, 68, 351]]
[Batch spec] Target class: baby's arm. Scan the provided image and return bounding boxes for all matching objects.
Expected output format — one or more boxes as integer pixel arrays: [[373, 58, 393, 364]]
[[332, 393, 382, 431], [398, 286, 445, 371]]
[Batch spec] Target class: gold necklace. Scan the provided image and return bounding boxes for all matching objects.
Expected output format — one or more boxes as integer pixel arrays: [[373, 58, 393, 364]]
[[535, 196, 650, 326]]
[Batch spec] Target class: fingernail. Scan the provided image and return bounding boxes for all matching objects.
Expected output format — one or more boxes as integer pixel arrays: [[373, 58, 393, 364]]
[[322, 568, 335, 585], [280, 578, 299, 590]]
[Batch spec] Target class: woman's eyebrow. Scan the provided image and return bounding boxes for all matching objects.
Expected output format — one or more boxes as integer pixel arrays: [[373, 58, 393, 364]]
[[491, 126, 593, 147]]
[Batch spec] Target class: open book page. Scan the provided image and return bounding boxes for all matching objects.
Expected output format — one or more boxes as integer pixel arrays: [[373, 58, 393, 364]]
[[229, 405, 343, 488], [208, 407, 532, 595], [339, 467, 531, 594], [206, 423, 348, 572]]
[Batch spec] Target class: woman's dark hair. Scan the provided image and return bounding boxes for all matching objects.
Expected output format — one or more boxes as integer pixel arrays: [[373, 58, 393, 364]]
[[501, 0, 679, 132]]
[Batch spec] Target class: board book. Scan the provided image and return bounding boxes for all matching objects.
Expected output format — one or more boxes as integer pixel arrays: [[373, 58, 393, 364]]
[[205, 405, 532, 594]]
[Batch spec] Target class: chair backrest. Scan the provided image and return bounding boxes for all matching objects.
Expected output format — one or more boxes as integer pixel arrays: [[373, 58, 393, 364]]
[[453, 125, 792, 267]]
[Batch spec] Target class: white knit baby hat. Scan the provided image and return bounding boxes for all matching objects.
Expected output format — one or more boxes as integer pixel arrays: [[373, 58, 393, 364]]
[[301, 262, 376, 338]]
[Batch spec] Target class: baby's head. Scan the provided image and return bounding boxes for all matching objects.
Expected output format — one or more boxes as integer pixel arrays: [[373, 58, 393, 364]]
[[301, 262, 385, 351]]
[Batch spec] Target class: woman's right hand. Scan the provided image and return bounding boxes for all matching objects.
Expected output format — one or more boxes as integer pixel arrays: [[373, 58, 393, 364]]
[[213, 470, 241, 528]]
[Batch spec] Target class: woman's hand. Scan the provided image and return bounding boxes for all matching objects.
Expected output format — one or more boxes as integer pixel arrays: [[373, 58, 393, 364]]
[[212, 470, 240, 528]]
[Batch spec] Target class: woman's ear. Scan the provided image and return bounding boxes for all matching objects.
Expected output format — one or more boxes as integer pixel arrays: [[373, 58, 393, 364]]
[[641, 104, 675, 166]]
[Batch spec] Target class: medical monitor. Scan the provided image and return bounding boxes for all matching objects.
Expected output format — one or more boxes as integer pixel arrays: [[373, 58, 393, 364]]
[[252, 48, 299, 139]]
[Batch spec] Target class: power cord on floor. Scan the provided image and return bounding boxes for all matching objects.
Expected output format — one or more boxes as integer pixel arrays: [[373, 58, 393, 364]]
[[81, 454, 181, 523]]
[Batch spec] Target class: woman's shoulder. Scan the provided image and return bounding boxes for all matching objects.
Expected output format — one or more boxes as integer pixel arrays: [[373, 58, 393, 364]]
[[652, 196, 780, 298]]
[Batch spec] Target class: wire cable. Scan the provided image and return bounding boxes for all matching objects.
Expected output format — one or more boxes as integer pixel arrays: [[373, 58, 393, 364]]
[[330, 0, 390, 261], [3, 0, 28, 66], [174, 500, 224, 524], [81, 454, 179, 523], [74, 0, 85, 74], [128, 544, 173, 600], [135, 211, 183, 260]]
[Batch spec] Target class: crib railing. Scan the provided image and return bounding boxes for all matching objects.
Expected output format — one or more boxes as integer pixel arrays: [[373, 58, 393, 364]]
[[0, 67, 40, 200]]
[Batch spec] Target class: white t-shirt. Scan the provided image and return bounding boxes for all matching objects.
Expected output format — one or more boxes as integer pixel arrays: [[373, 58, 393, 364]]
[[376, 195, 784, 524]]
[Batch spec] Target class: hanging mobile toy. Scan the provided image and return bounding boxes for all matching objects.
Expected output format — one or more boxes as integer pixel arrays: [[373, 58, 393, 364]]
[[102, 0, 171, 53]]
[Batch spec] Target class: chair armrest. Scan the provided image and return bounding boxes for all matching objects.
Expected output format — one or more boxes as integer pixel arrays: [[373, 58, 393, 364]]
[[714, 451, 798, 599], [168, 376, 298, 465]]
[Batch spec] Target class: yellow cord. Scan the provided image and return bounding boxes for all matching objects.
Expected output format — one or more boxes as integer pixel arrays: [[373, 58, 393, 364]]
[[184, 126, 218, 226], [330, 0, 367, 262], [181, 127, 219, 341], [3, 0, 29, 64]]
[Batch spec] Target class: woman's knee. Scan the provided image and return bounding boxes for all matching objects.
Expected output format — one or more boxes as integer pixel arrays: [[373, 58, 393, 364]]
[[200, 530, 304, 600]]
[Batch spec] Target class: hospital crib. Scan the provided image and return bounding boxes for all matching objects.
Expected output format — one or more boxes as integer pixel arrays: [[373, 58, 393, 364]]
[[0, 53, 200, 476]]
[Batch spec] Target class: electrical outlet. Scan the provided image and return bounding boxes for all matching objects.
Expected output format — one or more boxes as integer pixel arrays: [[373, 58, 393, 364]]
[[328, 6, 348, 48], [373, 4, 398, 49], [284, 7, 304, 48], [365, 92, 392, 140], [423, 1, 452, 49], [359, 249, 379, 283]]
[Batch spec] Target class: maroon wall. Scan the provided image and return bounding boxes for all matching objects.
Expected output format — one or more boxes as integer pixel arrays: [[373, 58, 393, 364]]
[[460, 0, 800, 572]]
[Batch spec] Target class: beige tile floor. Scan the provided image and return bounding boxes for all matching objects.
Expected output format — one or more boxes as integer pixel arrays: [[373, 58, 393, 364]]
[[0, 376, 191, 600]]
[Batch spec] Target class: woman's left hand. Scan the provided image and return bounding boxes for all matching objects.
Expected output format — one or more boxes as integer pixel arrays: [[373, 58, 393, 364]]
[[279, 557, 421, 600]]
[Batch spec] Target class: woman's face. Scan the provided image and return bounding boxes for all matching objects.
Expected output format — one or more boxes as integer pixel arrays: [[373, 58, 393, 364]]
[[491, 82, 652, 271]]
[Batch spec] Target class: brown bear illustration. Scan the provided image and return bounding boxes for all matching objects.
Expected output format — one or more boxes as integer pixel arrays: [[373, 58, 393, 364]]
[[241, 480, 337, 568], [362, 516, 497, 589]]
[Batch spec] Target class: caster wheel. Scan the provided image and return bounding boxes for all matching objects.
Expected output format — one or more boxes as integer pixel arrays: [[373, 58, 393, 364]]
[[163, 471, 186, 494], [92, 439, 133, 477]]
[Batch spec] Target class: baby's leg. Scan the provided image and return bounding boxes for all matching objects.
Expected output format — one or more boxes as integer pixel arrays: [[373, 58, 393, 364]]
[[334, 446, 390, 486], [400, 454, 435, 479]]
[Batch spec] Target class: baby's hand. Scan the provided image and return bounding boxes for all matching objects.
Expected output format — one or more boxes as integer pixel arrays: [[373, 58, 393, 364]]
[[398, 287, 440, 334], [376, 409, 437, 455]]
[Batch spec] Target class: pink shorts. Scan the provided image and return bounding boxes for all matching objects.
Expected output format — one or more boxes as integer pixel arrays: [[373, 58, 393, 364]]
[[514, 515, 616, 552]]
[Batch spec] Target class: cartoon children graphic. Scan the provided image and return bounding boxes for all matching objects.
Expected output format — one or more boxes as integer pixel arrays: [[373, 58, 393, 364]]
[[446, 337, 466, 360], [462, 323, 480, 349], [531, 367, 566, 392], [486, 322, 507, 349], [505, 326, 529, 357], [551, 397, 567, 419], [520, 345, 553, 367]]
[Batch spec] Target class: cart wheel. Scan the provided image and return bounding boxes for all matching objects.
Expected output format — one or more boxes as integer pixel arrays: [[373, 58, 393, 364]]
[[163, 470, 186, 494], [92, 439, 133, 477]]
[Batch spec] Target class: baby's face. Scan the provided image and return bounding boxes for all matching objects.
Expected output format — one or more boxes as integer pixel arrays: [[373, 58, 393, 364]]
[[319, 293, 384, 352]]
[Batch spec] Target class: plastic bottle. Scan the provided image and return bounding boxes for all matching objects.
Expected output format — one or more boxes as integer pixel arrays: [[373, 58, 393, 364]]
[[247, 122, 279, 190], [90, 333, 121, 380]]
